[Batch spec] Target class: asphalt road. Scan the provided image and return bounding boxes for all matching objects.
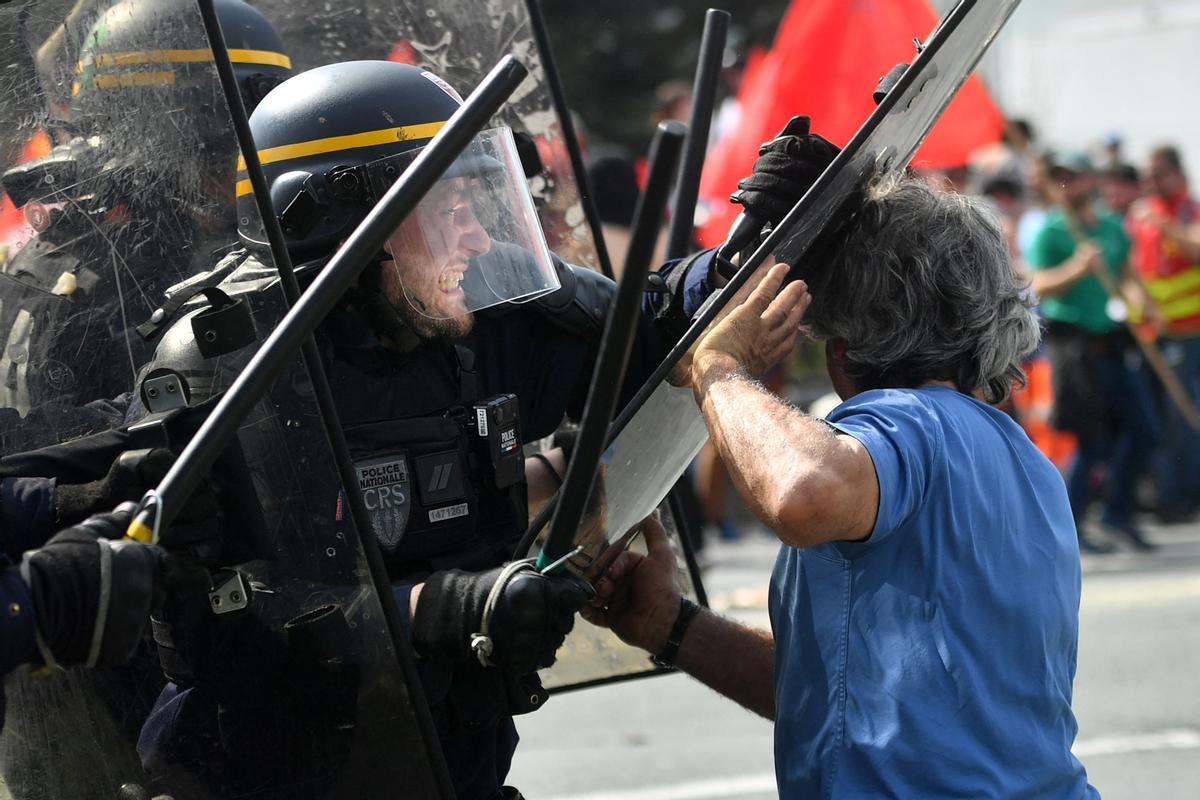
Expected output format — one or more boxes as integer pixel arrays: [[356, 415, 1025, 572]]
[[509, 519, 1200, 799]]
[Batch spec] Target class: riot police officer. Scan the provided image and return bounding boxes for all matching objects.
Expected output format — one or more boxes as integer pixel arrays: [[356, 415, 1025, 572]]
[[132, 58, 739, 800], [0, 0, 292, 451]]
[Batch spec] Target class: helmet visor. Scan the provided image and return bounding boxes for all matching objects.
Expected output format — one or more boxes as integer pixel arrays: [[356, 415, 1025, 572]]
[[371, 127, 558, 319]]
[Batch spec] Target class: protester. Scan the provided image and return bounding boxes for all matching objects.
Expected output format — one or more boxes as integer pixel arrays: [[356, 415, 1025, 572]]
[[1102, 163, 1142, 219], [586, 171, 1097, 798], [1027, 150, 1159, 551], [1128, 145, 1200, 521]]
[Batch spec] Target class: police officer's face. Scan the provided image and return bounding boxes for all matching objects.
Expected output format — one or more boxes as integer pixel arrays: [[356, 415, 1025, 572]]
[[382, 177, 492, 338]]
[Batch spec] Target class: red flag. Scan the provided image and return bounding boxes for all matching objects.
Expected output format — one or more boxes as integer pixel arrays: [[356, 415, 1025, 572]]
[[696, 0, 1003, 247]]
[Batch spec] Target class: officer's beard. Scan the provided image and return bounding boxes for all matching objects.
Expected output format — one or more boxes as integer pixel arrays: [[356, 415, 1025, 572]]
[[392, 291, 475, 341], [359, 260, 475, 347]]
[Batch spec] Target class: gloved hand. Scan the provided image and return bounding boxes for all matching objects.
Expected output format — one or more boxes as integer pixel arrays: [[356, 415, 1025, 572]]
[[53, 448, 223, 564], [54, 448, 171, 524], [20, 503, 210, 669], [413, 562, 594, 676], [730, 115, 841, 228]]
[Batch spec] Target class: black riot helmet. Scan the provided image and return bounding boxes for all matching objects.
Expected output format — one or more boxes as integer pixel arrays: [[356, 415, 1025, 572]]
[[71, 0, 291, 127], [211, 0, 293, 111], [238, 60, 559, 320], [10, 0, 292, 231]]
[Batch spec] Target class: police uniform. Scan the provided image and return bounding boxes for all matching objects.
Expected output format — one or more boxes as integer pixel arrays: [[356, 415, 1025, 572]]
[[0, 0, 292, 453], [124, 56, 719, 798], [134, 237, 717, 798]]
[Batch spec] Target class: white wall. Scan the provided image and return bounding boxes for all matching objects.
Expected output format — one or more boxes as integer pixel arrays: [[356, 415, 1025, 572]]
[[962, 0, 1200, 177]]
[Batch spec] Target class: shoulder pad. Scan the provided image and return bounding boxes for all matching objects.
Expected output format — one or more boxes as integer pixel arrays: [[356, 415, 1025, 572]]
[[135, 254, 280, 411], [136, 248, 251, 340]]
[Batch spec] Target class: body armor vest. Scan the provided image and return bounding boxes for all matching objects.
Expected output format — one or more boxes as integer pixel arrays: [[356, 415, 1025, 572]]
[[139, 252, 529, 683]]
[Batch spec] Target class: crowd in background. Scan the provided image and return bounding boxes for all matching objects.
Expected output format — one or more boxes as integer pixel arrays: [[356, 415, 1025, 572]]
[[963, 122, 1200, 553]]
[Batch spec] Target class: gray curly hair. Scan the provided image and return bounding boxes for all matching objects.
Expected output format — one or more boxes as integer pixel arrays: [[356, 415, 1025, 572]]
[[803, 173, 1040, 404]]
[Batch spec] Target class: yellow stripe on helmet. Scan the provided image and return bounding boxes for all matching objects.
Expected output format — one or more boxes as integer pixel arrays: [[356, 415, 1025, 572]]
[[235, 178, 253, 198], [82, 48, 291, 71], [228, 48, 292, 69], [92, 70, 177, 90], [234, 121, 446, 173]]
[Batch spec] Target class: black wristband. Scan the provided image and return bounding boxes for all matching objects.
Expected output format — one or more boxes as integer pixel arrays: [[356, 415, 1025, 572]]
[[651, 597, 701, 669]]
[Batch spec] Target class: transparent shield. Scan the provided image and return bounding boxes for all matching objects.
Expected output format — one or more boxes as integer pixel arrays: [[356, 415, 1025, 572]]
[[249, 0, 603, 271], [530, 0, 1022, 688], [525, 383, 710, 691], [0, 0, 242, 454], [376, 128, 558, 319], [539, 501, 704, 691], [0, 1, 437, 797]]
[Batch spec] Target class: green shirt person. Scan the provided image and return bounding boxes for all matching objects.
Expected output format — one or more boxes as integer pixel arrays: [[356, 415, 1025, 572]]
[[1027, 207, 1130, 334]]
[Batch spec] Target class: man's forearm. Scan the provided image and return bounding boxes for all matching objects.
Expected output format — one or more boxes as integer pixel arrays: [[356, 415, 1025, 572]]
[[674, 607, 776, 720], [1029, 254, 1092, 298], [525, 448, 566, 514], [692, 358, 866, 545]]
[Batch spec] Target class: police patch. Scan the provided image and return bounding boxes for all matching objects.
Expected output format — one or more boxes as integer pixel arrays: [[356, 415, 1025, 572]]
[[355, 454, 410, 551]]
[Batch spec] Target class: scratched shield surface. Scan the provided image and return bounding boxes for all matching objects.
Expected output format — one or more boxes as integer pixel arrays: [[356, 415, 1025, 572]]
[[0, 2, 442, 798]]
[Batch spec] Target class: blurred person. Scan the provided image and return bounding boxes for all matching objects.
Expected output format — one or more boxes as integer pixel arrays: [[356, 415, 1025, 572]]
[[1098, 132, 1124, 172], [1101, 163, 1142, 219], [586, 171, 1097, 799], [583, 144, 668, 274], [1128, 145, 1200, 521], [969, 117, 1038, 190], [651, 80, 693, 128], [1017, 151, 1055, 260], [978, 170, 1026, 260], [710, 49, 746, 148], [0, 0, 292, 451], [1027, 150, 1159, 551]]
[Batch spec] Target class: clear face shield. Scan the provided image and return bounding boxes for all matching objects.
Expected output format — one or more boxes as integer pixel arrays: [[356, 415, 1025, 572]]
[[371, 127, 558, 320]]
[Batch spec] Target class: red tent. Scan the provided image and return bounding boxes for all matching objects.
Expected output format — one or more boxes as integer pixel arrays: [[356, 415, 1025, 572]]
[[696, 0, 1004, 247]]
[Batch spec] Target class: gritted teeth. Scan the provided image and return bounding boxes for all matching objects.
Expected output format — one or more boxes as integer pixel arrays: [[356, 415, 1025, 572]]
[[438, 270, 464, 292]]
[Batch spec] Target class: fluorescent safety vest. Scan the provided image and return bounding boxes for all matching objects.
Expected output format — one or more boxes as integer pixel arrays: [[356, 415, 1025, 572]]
[[1132, 193, 1200, 337]]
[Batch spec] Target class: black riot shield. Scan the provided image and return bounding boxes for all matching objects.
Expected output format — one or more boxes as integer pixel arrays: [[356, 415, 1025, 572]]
[[532, 0, 1024, 690], [0, 2, 440, 798]]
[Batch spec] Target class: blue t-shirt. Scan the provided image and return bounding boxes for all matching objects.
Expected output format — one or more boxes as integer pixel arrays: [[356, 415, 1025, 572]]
[[769, 387, 1097, 799]]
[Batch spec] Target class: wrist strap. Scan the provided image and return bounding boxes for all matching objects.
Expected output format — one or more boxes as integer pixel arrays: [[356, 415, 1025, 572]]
[[651, 597, 701, 669], [470, 559, 536, 668]]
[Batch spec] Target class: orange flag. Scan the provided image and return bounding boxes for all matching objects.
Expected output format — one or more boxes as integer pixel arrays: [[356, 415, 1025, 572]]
[[697, 0, 1003, 247]]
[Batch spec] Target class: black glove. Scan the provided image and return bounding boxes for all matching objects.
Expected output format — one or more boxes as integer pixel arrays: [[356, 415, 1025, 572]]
[[54, 448, 170, 524], [54, 448, 223, 564], [413, 562, 594, 676], [20, 503, 210, 669], [730, 115, 841, 227]]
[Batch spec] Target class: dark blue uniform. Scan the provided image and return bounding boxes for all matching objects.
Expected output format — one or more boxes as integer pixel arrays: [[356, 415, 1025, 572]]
[[0, 476, 57, 723], [139, 250, 719, 799]]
